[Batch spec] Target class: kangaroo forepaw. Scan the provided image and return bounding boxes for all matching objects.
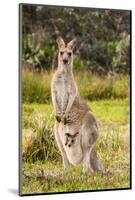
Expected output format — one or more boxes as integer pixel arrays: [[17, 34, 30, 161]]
[[63, 114, 70, 124]]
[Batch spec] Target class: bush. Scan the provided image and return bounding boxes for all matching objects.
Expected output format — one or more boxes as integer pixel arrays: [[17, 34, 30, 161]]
[[22, 34, 57, 71], [112, 33, 130, 74], [22, 5, 130, 75]]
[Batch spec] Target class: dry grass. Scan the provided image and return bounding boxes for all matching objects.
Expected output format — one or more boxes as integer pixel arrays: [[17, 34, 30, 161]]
[[22, 69, 130, 103]]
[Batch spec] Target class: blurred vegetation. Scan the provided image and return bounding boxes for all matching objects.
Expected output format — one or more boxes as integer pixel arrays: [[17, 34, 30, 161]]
[[22, 70, 129, 104], [21, 4, 130, 75]]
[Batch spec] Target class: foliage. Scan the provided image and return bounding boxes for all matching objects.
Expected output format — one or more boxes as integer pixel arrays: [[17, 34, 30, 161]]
[[112, 33, 130, 74], [22, 34, 57, 70], [21, 4, 130, 74]]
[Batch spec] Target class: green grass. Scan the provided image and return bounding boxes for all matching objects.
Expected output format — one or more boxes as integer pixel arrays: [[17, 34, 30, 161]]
[[89, 98, 130, 125], [22, 98, 129, 128], [21, 98, 130, 194], [22, 159, 129, 194]]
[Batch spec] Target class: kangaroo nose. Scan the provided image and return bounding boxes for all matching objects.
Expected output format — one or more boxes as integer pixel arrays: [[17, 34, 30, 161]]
[[63, 59, 68, 64]]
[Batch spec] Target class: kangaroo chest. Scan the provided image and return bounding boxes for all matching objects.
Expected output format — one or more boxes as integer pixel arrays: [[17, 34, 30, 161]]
[[56, 74, 70, 111]]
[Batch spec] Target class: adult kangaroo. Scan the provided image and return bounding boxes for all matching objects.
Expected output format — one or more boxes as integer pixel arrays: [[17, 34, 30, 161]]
[[51, 37, 104, 174]]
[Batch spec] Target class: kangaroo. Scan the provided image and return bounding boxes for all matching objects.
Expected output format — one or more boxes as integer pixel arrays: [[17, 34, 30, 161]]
[[51, 37, 104, 174], [65, 132, 79, 147], [51, 37, 78, 124]]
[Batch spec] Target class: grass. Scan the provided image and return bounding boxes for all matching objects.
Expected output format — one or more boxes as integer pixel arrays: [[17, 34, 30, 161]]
[[22, 98, 129, 129], [22, 159, 129, 194], [22, 70, 130, 103], [21, 98, 130, 195]]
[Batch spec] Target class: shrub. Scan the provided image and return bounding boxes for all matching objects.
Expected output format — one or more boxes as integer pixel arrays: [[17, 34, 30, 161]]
[[112, 33, 130, 74], [22, 34, 57, 71]]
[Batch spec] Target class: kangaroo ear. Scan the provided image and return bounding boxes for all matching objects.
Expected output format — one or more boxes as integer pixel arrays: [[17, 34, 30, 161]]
[[57, 37, 65, 49], [67, 38, 77, 50]]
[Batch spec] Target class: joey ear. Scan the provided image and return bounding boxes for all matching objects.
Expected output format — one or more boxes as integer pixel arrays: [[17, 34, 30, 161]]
[[67, 38, 77, 50], [74, 132, 79, 137], [65, 133, 71, 137], [57, 37, 65, 49]]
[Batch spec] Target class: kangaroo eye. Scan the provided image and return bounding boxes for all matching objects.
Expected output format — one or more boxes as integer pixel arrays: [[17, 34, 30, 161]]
[[71, 140, 74, 143], [60, 51, 64, 56], [68, 52, 72, 57]]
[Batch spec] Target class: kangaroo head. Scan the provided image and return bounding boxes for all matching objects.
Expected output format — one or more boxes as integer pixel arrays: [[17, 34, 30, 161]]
[[65, 132, 79, 147], [57, 37, 77, 68]]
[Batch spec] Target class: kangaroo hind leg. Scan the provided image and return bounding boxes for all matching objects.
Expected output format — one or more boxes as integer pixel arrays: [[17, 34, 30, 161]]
[[54, 122, 71, 169], [90, 145, 105, 173], [83, 144, 95, 174]]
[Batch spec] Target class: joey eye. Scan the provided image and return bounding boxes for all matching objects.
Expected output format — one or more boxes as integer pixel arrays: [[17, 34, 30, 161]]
[[68, 52, 72, 57], [60, 51, 64, 56], [71, 140, 74, 143]]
